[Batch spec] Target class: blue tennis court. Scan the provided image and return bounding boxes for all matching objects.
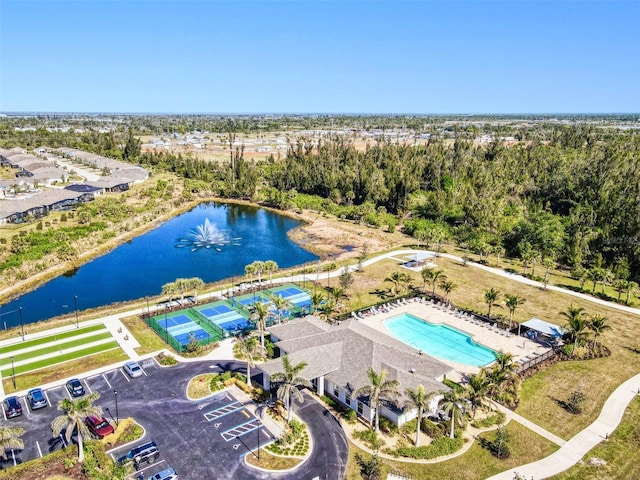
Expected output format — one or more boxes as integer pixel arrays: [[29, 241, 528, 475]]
[[195, 302, 252, 333], [236, 293, 272, 306], [270, 285, 312, 308], [157, 314, 212, 346]]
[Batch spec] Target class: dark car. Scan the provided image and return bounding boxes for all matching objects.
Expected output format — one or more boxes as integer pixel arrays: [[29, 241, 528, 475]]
[[85, 415, 114, 439], [3, 396, 23, 418], [66, 378, 85, 397], [27, 388, 48, 410], [149, 467, 178, 480], [117, 441, 159, 468]]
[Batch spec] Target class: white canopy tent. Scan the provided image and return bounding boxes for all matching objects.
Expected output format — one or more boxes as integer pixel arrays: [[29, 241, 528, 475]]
[[406, 251, 435, 262], [519, 318, 567, 338]]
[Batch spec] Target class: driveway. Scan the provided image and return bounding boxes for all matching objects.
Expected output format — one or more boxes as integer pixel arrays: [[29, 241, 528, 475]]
[[2, 360, 348, 480]]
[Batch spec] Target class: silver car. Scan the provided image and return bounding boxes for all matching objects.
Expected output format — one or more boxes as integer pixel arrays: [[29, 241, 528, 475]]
[[123, 361, 143, 378], [27, 388, 47, 410]]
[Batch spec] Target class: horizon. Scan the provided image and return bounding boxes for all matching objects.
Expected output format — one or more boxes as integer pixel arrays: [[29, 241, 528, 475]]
[[2, 1, 639, 114]]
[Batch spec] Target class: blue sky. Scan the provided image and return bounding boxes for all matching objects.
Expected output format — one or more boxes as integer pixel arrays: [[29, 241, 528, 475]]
[[1, 1, 639, 113]]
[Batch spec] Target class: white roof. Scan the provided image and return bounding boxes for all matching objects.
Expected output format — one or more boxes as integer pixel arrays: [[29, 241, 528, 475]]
[[521, 318, 567, 338], [406, 251, 435, 262]]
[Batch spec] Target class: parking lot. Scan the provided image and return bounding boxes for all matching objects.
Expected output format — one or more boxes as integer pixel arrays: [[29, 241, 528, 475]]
[[2, 359, 347, 479], [1, 360, 277, 478]]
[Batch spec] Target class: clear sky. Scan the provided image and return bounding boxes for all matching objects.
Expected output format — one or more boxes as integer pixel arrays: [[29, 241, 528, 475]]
[[1, 1, 639, 114]]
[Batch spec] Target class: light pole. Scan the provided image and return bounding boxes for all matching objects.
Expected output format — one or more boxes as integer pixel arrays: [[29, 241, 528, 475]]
[[10, 355, 16, 389], [18, 306, 24, 341], [114, 389, 119, 426], [74, 295, 79, 329]]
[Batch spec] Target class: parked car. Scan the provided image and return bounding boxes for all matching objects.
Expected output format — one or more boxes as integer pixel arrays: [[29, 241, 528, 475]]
[[117, 441, 159, 467], [123, 361, 143, 378], [85, 415, 114, 439], [3, 396, 23, 418], [149, 467, 178, 480], [66, 378, 85, 397], [27, 388, 47, 410]]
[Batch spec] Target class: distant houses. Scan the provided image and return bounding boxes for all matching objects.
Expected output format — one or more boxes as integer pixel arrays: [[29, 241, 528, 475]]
[[0, 147, 150, 225]]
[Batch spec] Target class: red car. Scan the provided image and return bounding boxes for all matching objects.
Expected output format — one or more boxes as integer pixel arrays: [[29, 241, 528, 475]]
[[85, 416, 114, 439]]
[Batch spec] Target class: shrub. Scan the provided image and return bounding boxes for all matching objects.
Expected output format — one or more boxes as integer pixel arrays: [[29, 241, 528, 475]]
[[472, 411, 506, 428], [354, 453, 382, 480], [378, 416, 398, 435], [156, 352, 177, 366], [354, 429, 381, 450], [421, 418, 446, 439], [344, 409, 358, 424], [565, 386, 587, 414], [391, 433, 463, 459]]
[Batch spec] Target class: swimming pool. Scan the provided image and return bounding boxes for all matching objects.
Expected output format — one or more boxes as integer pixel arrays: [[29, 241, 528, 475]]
[[384, 313, 497, 367]]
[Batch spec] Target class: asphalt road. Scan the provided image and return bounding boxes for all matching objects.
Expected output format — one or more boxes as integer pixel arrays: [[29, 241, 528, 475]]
[[2, 359, 348, 480]]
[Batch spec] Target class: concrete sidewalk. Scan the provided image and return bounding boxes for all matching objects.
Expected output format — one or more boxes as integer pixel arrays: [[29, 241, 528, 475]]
[[487, 373, 640, 479]]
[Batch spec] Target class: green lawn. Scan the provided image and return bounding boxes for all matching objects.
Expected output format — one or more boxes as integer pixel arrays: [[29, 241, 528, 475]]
[[0, 324, 105, 354], [345, 421, 558, 480], [1, 341, 120, 376], [549, 397, 640, 480], [0, 331, 112, 365]]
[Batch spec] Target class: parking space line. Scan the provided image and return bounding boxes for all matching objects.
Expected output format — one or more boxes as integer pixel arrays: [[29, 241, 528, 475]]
[[59, 434, 67, 448], [119, 369, 130, 382], [2, 406, 6, 421], [102, 373, 113, 388], [11, 449, 16, 466], [203, 401, 244, 422], [220, 418, 263, 441], [24, 397, 31, 415], [131, 459, 166, 477], [36, 441, 43, 457], [44, 390, 52, 408]]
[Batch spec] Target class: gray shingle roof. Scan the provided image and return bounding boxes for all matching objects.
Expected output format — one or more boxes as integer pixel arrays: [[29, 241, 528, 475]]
[[260, 318, 453, 405]]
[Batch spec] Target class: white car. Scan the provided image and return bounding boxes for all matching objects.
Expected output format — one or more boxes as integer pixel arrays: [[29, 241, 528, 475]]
[[149, 467, 178, 480], [123, 361, 143, 378]]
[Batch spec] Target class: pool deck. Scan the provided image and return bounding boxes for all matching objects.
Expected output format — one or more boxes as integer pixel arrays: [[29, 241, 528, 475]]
[[356, 298, 551, 381]]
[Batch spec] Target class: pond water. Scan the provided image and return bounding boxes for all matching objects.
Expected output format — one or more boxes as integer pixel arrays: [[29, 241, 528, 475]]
[[1, 202, 317, 327]]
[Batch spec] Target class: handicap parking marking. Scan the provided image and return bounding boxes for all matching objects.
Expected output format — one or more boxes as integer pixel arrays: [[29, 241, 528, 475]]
[[203, 401, 244, 422], [220, 418, 263, 441]]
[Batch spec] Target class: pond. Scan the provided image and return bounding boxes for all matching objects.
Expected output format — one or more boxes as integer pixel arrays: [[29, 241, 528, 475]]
[[1, 202, 318, 328]]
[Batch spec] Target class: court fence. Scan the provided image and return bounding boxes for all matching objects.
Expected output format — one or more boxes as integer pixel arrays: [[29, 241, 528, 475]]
[[142, 311, 224, 353]]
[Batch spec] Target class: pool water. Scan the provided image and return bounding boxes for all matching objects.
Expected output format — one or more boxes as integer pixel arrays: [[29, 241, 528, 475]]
[[384, 313, 497, 367]]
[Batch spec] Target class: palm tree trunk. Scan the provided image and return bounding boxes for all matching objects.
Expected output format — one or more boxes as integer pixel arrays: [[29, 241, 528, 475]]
[[450, 411, 455, 439], [374, 406, 379, 433], [77, 432, 84, 462], [287, 395, 291, 423], [415, 407, 422, 446]]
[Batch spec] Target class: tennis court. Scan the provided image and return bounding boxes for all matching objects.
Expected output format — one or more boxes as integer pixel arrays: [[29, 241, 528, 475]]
[[195, 302, 251, 332], [269, 284, 312, 309], [157, 314, 212, 346], [234, 292, 272, 307]]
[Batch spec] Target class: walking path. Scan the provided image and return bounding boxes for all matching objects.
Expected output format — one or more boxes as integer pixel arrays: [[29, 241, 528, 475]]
[[2, 248, 639, 479], [493, 404, 567, 447], [487, 373, 640, 479]]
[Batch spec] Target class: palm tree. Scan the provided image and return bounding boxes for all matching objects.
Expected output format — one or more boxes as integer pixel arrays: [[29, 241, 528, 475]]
[[404, 385, 440, 446], [465, 372, 489, 418], [600, 269, 614, 294], [234, 334, 263, 385], [385, 271, 408, 297], [161, 281, 177, 303], [331, 287, 345, 305], [0, 425, 25, 461], [264, 260, 278, 284], [51, 392, 103, 461], [439, 279, 457, 305], [504, 294, 526, 331], [253, 260, 266, 283], [187, 277, 205, 303], [270, 294, 292, 325], [244, 262, 256, 284], [588, 314, 610, 351], [439, 389, 463, 439], [424, 269, 446, 296], [354, 368, 399, 433], [561, 305, 587, 356], [271, 355, 312, 423], [320, 298, 338, 324], [251, 301, 270, 349], [484, 288, 501, 319], [310, 292, 325, 314]]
